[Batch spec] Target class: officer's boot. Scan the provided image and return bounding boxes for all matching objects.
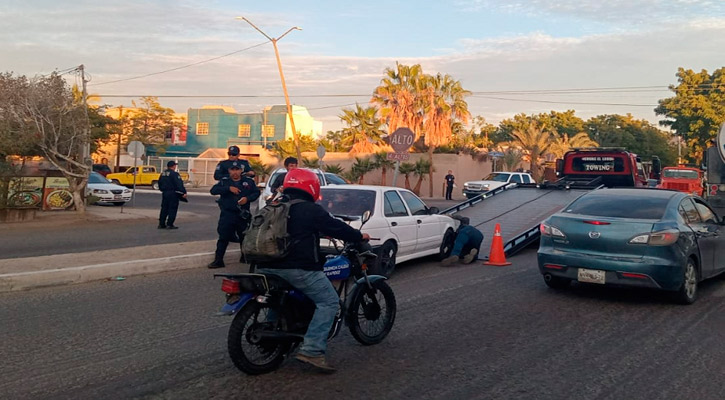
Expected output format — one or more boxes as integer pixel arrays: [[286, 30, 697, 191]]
[[207, 259, 225, 269]]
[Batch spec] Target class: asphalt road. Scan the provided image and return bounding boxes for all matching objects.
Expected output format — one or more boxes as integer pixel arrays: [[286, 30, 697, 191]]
[[2, 249, 725, 400], [0, 193, 459, 259], [0, 193, 220, 259]]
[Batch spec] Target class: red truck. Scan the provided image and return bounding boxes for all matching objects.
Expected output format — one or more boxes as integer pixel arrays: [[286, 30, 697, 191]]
[[540, 148, 655, 189], [657, 166, 704, 196]]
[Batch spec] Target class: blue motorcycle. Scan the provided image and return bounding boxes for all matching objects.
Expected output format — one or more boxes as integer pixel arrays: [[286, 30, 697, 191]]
[[215, 212, 397, 375]]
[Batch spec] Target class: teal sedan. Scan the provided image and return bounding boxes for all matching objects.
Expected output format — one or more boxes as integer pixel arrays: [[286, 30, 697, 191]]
[[538, 188, 725, 304]]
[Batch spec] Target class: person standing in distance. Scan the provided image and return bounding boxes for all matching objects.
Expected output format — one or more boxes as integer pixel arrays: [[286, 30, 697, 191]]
[[444, 170, 455, 200], [214, 145, 251, 181], [208, 162, 260, 269], [269, 157, 298, 195], [256, 169, 370, 373], [158, 160, 187, 229]]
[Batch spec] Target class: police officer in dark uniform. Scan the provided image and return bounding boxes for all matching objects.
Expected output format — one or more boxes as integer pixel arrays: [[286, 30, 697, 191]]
[[214, 145, 252, 181], [208, 161, 260, 268], [158, 160, 187, 229]]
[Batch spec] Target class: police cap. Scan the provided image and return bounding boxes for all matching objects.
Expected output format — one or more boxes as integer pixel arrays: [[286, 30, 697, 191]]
[[228, 145, 240, 155]]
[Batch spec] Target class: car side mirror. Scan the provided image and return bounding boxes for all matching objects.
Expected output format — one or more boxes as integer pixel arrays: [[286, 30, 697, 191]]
[[428, 206, 440, 215]]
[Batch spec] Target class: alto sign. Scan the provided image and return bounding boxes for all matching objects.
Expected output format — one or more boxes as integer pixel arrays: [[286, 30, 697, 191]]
[[387, 127, 414, 161]]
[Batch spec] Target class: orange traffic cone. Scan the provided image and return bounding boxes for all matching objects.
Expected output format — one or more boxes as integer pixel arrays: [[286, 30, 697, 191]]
[[484, 223, 511, 266]]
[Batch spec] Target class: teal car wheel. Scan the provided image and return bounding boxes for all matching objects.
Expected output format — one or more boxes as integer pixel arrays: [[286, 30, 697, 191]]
[[674, 259, 698, 305]]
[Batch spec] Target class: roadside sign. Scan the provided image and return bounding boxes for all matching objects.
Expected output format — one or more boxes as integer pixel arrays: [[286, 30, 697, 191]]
[[489, 151, 505, 158], [127, 141, 145, 158], [387, 152, 410, 161], [389, 127, 415, 153], [718, 122, 725, 162], [316, 144, 326, 160]]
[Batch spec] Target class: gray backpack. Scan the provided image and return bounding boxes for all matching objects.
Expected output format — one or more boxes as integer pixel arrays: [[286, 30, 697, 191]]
[[242, 199, 304, 263]]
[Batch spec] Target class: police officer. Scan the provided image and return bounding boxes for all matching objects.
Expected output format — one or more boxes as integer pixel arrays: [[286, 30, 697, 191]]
[[214, 145, 251, 181], [158, 160, 187, 229], [208, 161, 260, 268]]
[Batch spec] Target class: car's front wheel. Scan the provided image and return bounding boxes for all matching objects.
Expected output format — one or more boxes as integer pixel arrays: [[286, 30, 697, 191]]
[[436, 229, 456, 261], [673, 258, 698, 305]]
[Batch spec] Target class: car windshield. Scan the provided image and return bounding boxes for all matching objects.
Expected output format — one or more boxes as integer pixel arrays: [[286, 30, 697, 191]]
[[663, 169, 699, 179], [269, 170, 326, 187], [319, 189, 376, 218], [93, 164, 110, 172], [564, 193, 670, 220], [483, 173, 510, 182], [88, 172, 110, 184]]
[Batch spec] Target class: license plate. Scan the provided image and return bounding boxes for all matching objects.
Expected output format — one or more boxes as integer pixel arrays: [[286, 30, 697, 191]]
[[114, 195, 122, 199], [578, 268, 606, 284]]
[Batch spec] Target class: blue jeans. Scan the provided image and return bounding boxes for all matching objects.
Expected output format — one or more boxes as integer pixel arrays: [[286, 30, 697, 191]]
[[451, 226, 484, 259], [256, 268, 339, 357]]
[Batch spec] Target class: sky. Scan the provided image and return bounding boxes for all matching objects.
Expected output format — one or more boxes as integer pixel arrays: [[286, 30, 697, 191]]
[[2, 0, 724, 132]]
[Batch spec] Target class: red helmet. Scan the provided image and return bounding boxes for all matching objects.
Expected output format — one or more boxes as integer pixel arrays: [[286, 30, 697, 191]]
[[283, 168, 320, 200]]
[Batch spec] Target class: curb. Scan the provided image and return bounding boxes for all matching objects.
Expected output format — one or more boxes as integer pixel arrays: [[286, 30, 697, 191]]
[[0, 249, 242, 292]]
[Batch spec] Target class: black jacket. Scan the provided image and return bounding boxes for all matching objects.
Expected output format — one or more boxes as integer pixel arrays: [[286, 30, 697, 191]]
[[210, 176, 260, 213], [260, 193, 364, 271], [158, 169, 186, 194], [214, 159, 251, 180]]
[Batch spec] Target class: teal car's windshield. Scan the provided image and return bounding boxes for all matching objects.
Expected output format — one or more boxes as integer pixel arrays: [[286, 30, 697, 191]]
[[564, 194, 670, 220]]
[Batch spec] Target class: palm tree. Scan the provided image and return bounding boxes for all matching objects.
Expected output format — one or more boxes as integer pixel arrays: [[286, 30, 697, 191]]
[[422, 73, 471, 197], [302, 157, 320, 168], [341, 169, 361, 184], [323, 164, 344, 174], [248, 158, 273, 183], [411, 158, 432, 195], [372, 63, 426, 141], [373, 152, 396, 186], [339, 104, 386, 155], [510, 123, 554, 181], [549, 132, 599, 158], [502, 148, 524, 172], [351, 156, 376, 184], [398, 162, 416, 190]]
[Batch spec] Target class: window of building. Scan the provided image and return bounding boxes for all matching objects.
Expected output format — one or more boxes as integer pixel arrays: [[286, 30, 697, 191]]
[[262, 125, 275, 138], [196, 122, 209, 135], [237, 124, 251, 137]]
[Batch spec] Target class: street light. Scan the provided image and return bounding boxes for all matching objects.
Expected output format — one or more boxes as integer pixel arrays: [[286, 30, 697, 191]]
[[236, 17, 303, 160]]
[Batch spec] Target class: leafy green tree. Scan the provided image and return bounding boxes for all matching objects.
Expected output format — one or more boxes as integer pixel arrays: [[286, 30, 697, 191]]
[[495, 111, 585, 145], [127, 97, 183, 147], [273, 135, 317, 159], [655, 67, 725, 162], [319, 130, 350, 152], [302, 157, 320, 168], [248, 158, 273, 182], [398, 162, 416, 190], [502, 148, 524, 172], [548, 132, 599, 159], [411, 158, 432, 195], [585, 114, 677, 166]]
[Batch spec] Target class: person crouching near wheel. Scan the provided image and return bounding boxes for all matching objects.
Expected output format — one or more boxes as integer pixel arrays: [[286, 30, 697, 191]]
[[442, 216, 484, 266], [255, 168, 370, 373]]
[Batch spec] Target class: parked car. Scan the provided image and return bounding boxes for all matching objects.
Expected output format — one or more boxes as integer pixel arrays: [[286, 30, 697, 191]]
[[92, 164, 112, 177], [258, 168, 330, 209], [324, 172, 350, 185], [87, 172, 133, 206], [462, 172, 534, 199], [318, 185, 459, 276], [106, 165, 189, 189], [538, 188, 725, 304], [658, 166, 704, 196]]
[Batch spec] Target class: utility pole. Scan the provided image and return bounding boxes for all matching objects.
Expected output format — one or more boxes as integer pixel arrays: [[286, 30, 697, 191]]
[[79, 64, 91, 167], [237, 17, 302, 160], [116, 106, 124, 171]]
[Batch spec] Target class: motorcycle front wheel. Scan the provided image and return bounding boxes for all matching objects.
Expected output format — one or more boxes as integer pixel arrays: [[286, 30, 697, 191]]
[[347, 280, 397, 345], [227, 302, 292, 375]]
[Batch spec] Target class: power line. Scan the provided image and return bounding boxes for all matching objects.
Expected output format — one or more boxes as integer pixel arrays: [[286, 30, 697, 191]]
[[89, 41, 270, 87], [470, 95, 657, 107]]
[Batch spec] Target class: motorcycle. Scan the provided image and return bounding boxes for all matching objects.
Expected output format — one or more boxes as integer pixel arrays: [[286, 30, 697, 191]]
[[214, 211, 397, 375]]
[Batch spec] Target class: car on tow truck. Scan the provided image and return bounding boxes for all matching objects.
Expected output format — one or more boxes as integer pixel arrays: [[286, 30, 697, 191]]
[[538, 188, 725, 304], [462, 172, 534, 199]]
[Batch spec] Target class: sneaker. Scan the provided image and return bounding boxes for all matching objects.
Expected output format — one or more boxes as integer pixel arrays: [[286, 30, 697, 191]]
[[166, 225, 179, 230], [462, 249, 479, 264], [295, 353, 336, 373], [157, 225, 166, 229], [207, 260, 225, 269], [441, 255, 459, 266]]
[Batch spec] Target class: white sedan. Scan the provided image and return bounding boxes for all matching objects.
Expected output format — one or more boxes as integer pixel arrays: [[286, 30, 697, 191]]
[[319, 185, 459, 276], [87, 172, 133, 205]]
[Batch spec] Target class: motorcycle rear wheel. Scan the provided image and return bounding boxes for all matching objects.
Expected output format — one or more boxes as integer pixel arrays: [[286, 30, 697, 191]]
[[347, 280, 396, 345], [228, 302, 292, 375]]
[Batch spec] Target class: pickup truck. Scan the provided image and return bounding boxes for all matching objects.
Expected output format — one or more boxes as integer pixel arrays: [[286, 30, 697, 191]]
[[658, 166, 704, 196], [462, 172, 534, 199], [107, 166, 189, 190]]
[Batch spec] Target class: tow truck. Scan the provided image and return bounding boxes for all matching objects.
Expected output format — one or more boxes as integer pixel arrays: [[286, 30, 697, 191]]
[[539, 148, 657, 189]]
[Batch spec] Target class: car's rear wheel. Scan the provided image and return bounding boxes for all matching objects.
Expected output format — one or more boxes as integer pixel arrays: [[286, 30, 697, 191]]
[[151, 181, 159, 190], [372, 241, 396, 277], [673, 258, 698, 305], [543, 274, 571, 290]]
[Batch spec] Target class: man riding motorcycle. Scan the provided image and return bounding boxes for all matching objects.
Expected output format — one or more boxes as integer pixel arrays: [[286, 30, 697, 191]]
[[255, 168, 370, 373]]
